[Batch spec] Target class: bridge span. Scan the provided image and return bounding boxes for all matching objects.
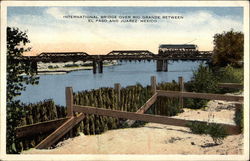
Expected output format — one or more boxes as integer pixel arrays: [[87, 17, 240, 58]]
[[18, 50, 213, 74]]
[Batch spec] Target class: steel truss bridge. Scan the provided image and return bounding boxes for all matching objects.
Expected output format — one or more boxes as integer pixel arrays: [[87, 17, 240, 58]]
[[17, 50, 213, 73]]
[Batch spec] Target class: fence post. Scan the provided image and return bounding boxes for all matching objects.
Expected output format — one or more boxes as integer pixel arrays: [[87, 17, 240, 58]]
[[98, 61, 103, 73], [178, 77, 184, 108], [66, 87, 74, 117], [66, 87, 74, 137], [151, 76, 156, 94], [114, 83, 121, 106]]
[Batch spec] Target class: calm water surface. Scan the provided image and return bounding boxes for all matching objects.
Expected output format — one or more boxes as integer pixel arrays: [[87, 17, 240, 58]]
[[18, 61, 204, 105]]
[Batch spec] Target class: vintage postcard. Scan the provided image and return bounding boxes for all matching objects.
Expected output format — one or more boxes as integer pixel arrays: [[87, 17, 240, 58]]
[[0, 1, 249, 161]]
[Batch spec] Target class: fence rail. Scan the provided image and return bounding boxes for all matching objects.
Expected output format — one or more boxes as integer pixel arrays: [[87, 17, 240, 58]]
[[16, 118, 68, 139], [157, 90, 243, 102], [125, 93, 158, 126], [35, 113, 85, 149], [218, 83, 243, 89], [73, 105, 239, 135]]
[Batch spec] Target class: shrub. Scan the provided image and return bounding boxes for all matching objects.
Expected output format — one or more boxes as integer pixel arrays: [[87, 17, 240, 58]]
[[214, 65, 243, 94], [217, 65, 243, 84], [131, 120, 147, 128], [7, 101, 26, 154], [187, 121, 228, 145], [184, 98, 208, 109], [185, 65, 218, 109], [186, 121, 207, 134], [208, 123, 228, 144], [187, 65, 218, 93]]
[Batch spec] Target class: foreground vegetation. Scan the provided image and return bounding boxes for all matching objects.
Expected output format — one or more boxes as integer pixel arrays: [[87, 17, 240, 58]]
[[185, 64, 243, 144], [184, 64, 243, 109]]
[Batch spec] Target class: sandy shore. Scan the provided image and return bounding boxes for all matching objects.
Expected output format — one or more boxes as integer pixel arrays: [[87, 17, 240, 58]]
[[37, 66, 92, 75], [22, 99, 243, 155]]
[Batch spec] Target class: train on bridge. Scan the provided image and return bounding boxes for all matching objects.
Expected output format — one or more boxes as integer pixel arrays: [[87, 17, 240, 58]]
[[158, 44, 199, 56], [159, 44, 198, 52]]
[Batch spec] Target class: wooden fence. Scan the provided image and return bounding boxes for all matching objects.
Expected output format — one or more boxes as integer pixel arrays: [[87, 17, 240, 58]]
[[15, 81, 242, 139], [218, 83, 243, 89], [16, 118, 68, 139], [25, 76, 243, 149]]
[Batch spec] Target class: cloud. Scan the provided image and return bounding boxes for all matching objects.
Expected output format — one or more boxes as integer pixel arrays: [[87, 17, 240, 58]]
[[8, 7, 243, 55], [45, 7, 88, 20], [45, 7, 63, 19]]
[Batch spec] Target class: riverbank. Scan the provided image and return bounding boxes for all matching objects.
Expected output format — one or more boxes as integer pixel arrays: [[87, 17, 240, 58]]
[[38, 66, 93, 74], [37, 61, 118, 74]]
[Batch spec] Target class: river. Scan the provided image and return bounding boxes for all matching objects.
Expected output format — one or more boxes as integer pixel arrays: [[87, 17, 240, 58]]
[[18, 60, 205, 106]]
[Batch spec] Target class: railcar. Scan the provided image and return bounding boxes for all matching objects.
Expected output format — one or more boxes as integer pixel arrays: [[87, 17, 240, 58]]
[[158, 44, 198, 55]]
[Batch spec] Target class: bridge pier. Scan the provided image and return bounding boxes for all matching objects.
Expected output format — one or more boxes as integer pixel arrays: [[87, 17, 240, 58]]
[[93, 61, 97, 74], [156, 60, 168, 72], [98, 61, 103, 73], [156, 60, 163, 71], [163, 60, 168, 72], [93, 60, 103, 74]]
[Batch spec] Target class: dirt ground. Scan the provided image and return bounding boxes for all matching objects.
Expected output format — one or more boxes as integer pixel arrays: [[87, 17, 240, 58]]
[[22, 100, 243, 155]]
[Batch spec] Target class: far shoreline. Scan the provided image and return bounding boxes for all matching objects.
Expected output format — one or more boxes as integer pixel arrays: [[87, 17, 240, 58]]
[[37, 63, 118, 75]]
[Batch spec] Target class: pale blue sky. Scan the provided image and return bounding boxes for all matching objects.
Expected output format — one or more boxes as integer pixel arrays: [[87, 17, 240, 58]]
[[8, 7, 243, 17]]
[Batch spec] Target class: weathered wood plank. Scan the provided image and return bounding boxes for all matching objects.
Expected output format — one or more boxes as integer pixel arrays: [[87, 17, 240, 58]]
[[125, 93, 158, 126], [35, 113, 85, 149], [73, 105, 240, 135], [66, 87, 74, 137], [16, 118, 68, 138], [151, 76, 157, 94], [218, 83, 243, 89], [157, 90, 243, 102], [114, 83, 121, 104], [178, 77, 184, 108], [136, 93, 158, 114], [66, 87, 74, 117]]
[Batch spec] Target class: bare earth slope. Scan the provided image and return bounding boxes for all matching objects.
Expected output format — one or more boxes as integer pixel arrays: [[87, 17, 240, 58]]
[[22, 100, 243, 155]]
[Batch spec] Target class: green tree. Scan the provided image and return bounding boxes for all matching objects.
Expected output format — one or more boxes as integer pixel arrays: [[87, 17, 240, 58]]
[[7, 27, 39, 153], [7, 27, 39, 102], [212, 29, 244, 67]]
